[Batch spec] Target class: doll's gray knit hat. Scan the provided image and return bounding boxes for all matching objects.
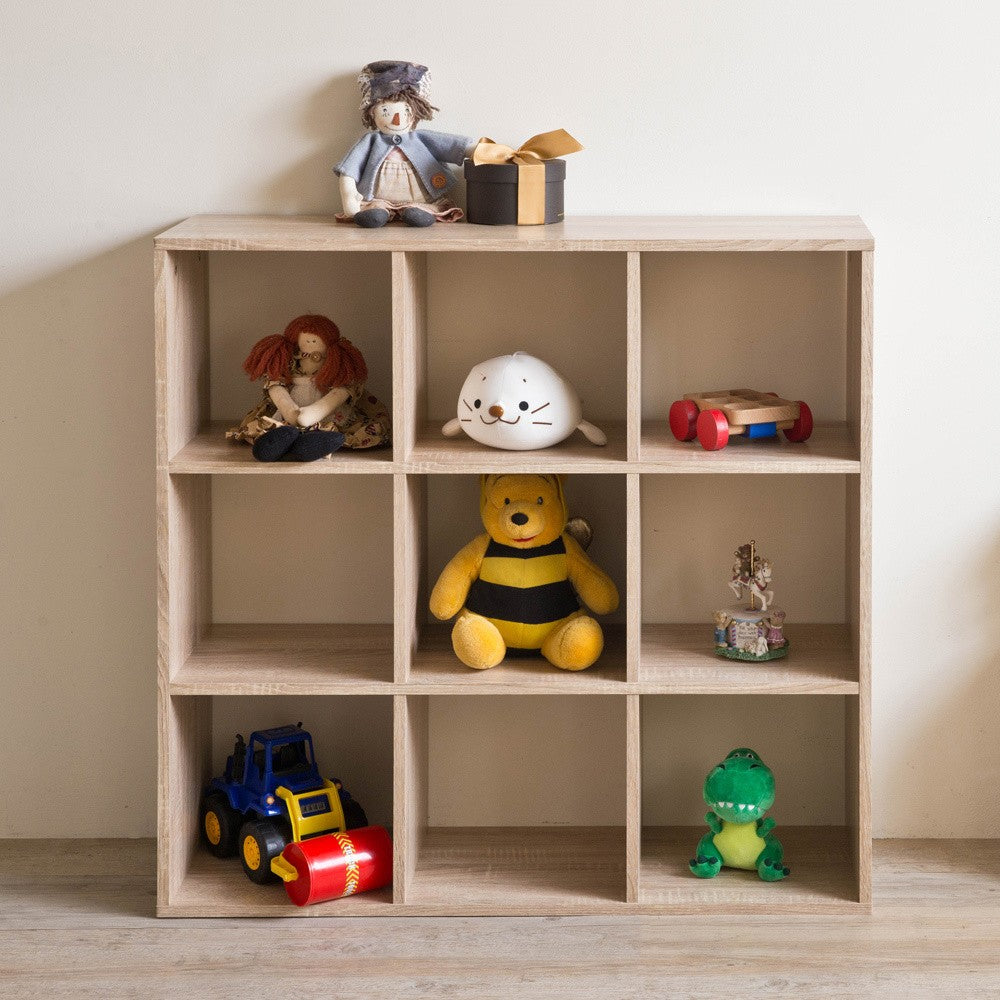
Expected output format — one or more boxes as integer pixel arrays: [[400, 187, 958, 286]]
[[358, 61, 431, 107]]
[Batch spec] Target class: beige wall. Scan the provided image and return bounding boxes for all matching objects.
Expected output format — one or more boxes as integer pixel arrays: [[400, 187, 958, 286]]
[[3, 2, 1000, 837]]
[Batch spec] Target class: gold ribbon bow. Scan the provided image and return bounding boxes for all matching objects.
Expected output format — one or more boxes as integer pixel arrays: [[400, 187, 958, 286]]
[[471, 129, 583, 225]]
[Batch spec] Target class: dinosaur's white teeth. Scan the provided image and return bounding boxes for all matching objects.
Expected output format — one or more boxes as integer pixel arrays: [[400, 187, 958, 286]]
[[726, 802, 733, 808], [738, 804, 746, 811]]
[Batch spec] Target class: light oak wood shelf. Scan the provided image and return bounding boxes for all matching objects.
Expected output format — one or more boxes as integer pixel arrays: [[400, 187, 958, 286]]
[[639, 421, 861, 474], [170, 624, 395, 695], [169, 422, 396, 473], [408, 420, 629, 473], [407, 623, 628, 692], [640, 624, 858, 695], [407, 827, 627, 913], [155, 214, 874, 253], [640, 825, 856, 912], [156, 215, 872, 917]]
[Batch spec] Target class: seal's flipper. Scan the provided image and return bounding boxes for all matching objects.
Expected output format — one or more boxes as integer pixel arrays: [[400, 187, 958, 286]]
[[577, 420, 607, 446]]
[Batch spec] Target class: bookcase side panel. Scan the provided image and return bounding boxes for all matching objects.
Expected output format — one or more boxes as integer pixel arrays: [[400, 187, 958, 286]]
[[156, 249, 209, 462]]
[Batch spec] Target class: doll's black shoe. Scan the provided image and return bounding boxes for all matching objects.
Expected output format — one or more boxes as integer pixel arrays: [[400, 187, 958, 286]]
[[400, 207, 435, 227], [251, 425, 300, 462], [354, 208, 391, 228], [283, 430, 346, 462]]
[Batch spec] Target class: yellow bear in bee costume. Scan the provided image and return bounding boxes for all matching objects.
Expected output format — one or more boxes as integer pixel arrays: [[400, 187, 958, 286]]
[[429, 474, 620, 670]]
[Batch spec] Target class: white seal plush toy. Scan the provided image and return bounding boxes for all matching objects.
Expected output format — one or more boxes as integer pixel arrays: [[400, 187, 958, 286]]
[[442, 352, 607, 450]]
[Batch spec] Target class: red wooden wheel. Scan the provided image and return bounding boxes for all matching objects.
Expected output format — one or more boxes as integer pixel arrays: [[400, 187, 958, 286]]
[[783, 400, 814, 442], [669, 399, 699, 441], [696, 409, 730, 450]]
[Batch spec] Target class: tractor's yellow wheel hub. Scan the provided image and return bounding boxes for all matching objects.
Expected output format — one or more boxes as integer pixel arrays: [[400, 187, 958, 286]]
[[243, 835, 261, 870], [204, 812, 221, 846]]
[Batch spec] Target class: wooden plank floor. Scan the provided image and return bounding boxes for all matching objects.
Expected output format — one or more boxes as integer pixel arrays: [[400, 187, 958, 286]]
[[2, 839, 999, 999]]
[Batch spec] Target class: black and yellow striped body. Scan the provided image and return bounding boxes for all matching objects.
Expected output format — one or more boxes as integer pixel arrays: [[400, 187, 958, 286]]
[[465, 536, 579, 652]]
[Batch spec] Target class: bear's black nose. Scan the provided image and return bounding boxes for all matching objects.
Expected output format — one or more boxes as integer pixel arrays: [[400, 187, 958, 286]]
[[511, 512, 529, 525]]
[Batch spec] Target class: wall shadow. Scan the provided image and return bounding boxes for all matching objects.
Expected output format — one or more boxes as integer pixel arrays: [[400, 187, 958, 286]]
[[0, 233, 167, 838], [881, 521, 1000, 849]]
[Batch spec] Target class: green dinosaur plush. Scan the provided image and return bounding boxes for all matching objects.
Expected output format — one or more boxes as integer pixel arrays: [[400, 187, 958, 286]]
[[688, 748, 790, 882]]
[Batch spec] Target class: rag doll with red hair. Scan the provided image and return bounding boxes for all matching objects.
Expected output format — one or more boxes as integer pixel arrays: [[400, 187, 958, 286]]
[[227, 315, 391, 461]]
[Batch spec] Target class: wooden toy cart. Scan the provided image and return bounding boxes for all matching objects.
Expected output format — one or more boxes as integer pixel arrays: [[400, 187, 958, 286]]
[[669, 389, 814, 451]]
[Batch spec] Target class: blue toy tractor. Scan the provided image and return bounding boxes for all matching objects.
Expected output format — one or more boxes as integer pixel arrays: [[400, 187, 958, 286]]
[[200, 723, 368, 884]]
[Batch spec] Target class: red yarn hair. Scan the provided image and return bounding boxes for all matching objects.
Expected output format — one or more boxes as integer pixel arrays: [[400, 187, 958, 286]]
[[242, 315, 368, 393]]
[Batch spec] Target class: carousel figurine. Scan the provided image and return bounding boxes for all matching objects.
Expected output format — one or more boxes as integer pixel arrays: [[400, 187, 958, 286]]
[[714, 539, 789, 661], [333, 60, 476, 228]]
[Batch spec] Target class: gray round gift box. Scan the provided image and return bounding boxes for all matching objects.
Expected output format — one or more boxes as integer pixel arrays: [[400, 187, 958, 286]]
[[463, 159, 567, 226]]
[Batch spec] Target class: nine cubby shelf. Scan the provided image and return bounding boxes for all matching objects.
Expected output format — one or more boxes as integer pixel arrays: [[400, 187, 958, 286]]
[[156, 215, 872, 916]]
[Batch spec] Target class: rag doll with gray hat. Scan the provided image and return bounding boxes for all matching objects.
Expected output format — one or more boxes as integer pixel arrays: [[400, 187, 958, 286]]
[[334, 61, 476, 228]]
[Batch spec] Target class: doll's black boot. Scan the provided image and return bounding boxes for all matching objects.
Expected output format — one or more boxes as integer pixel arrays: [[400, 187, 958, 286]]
[[283, 430, 346, 461], [401, 207, 435, 227], [252, 425, 300, 461], [354, 208, 391, 228]]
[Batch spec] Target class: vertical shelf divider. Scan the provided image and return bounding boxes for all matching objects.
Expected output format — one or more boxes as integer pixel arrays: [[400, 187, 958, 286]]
[[392, 250, 427, 463], [394, 474, 426, 684], [626, 474, 642, 683], [394, 694, 428, 905], [626, 251, 642, 463], [625, 694, 642, 903], [392, 250, 429, 685]]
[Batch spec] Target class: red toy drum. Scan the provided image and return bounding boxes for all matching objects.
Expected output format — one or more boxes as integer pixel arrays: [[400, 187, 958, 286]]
[[275, 826, 392, 906]]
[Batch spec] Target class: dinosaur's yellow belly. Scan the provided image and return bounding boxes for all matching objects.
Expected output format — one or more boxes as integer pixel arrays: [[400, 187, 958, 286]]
[[713, 821, 766, 870]]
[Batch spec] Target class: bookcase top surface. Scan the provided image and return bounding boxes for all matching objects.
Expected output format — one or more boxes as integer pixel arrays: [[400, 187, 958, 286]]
[[154, 214, 873, 252]]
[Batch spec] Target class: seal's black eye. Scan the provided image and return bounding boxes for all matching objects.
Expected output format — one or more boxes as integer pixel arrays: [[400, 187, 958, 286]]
[[474, 399, 481, 408], [537, 496, 544, 505], [504, 498, 510, 505], [519, 401, 529, 411]]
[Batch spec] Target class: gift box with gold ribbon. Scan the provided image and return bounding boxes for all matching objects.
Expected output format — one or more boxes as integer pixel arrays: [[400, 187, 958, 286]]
[[464, 129, 583, 225]]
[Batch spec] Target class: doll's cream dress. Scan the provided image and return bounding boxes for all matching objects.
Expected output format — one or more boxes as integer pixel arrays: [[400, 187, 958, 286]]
[[227, 372, 391, 450], [338, 148, 463, 223]]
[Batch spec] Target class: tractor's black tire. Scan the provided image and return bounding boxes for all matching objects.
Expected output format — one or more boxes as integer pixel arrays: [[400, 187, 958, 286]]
[[201, 793, 240, 858], [343, 798, 369, 830], [238, 819, 288, 885]]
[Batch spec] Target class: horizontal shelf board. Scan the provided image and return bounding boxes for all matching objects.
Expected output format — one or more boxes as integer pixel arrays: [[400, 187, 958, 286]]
[[169, 624, 854, 696], [155, 215, 873, 252], [171, 624, 394, 694], [639, 421, 861, 473], [640, 825, 858, 911], [165, 422, 859, 477], [640, 624, 858, 694], [161, 828, 859, 915], [409, 421, 628, 473], [408, 623, 627, 692], [165, 847, 394, 916], [168, 423, 394, 474], [408, 826, 628, 912]]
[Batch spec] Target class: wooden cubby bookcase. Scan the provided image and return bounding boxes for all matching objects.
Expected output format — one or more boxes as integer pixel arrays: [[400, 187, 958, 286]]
[[155, 215, 872, 917]]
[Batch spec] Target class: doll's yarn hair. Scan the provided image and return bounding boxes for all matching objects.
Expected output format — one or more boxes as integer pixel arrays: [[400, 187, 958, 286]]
[[242, 315, 368, 393], [360, 89, 437, 130]]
